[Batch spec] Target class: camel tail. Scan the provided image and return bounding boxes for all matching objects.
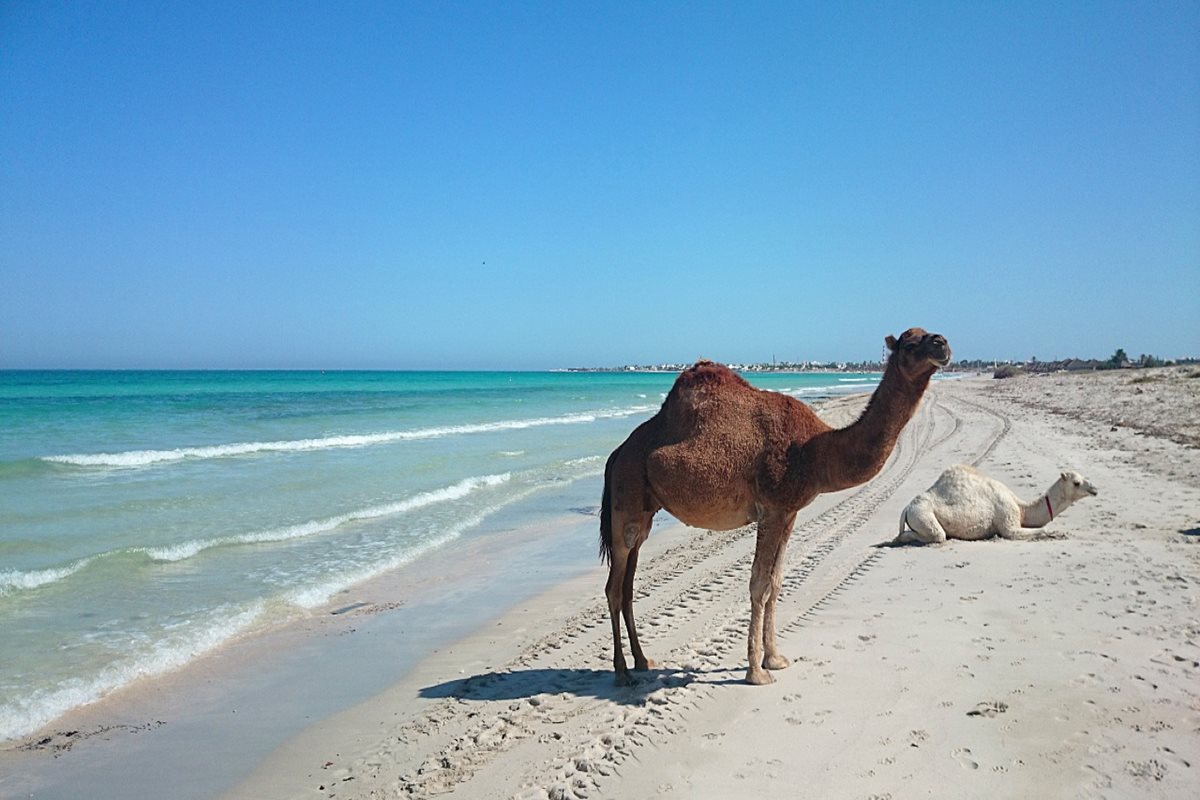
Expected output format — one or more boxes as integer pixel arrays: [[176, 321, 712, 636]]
[[599, 448, 618, 565]]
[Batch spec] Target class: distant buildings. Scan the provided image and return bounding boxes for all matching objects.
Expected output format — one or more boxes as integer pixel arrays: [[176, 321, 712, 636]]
[[564, 354, 1195, 375]]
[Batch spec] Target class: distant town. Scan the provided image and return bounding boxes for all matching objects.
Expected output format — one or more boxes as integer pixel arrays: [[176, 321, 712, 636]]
[[563, 360, 888, 374], [564, 350, 1197, 376]]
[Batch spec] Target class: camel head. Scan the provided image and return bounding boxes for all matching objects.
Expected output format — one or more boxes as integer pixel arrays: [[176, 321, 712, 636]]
[[884, 328, 952, 378], [1058, 470, 1099, 501]]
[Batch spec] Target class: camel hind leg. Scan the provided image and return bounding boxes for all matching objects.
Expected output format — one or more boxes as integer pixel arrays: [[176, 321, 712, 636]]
[[604, 508, 656, 685], [893, 499, 947, 545], [621, 543, 656, 671]]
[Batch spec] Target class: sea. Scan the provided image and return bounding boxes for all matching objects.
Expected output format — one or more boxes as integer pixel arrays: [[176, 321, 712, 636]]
[[0, 369, 882, 742]]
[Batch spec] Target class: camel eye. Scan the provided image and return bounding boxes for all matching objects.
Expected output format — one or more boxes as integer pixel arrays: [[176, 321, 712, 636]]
[[1073, 480, 1080, 486]]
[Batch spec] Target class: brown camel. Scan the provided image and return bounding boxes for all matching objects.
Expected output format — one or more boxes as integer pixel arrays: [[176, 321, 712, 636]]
[[599, 328, 951, 685]]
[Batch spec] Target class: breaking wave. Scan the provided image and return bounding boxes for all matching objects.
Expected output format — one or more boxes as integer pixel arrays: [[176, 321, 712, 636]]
[[43, 406, 655, 468], [0, 473, 514, 595]]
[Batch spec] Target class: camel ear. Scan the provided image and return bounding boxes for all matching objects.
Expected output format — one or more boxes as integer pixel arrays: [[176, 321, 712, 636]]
[[885, 335, 898, 352], [1060, 471, 1070, 481]]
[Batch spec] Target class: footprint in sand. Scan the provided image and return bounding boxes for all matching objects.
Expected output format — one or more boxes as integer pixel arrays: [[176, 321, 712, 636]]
[[952, 748, 979, 770], [1157, 746, 1190, 769], [908, 729, 930, 747], [967, 701, 1009, 718], [1125, 759, 1167, 781]]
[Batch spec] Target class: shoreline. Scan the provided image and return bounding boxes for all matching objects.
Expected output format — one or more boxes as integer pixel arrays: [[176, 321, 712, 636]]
[[0, 482, 628, 798]]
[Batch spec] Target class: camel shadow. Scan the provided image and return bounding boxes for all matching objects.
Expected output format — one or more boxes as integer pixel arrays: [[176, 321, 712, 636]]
[[419, 666, 744, 705]]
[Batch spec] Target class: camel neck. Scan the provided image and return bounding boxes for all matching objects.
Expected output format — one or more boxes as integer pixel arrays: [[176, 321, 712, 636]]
[[800, 360, 931, 493], [1019, 483, 1068, 528]]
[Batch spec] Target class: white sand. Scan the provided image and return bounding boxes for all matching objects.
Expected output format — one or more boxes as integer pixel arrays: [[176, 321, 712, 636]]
[[5, 370, 1196, 799], [225, 370, 1200, 799]]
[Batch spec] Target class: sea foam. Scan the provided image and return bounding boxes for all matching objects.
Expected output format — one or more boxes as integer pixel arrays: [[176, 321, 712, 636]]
[[0, 558, 94, 596], [143, 473, 512, 562], [283, 485, 541, 609], [0, 474, 514, 594], [43, 406, 656, 468], [0, 601, 265, 741]]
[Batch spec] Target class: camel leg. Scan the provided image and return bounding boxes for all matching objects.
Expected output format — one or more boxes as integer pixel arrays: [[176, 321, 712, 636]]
[[762, 516, 796, 671], [997, 524, 1041, 541], [605, 511, 654, 685], [895, 502, 947, 545], [746, 518, 789, 684], [996, 509, 1034, 540], [605, 543, 632, 683], [621, 545, 657, 671]]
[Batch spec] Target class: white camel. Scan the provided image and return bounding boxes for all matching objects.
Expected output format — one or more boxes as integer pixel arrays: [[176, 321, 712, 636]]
[[894, 465, 1098, 545]]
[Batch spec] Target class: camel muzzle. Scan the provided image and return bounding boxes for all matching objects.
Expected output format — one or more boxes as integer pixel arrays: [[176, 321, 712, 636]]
[[926, 334, 951, 367]]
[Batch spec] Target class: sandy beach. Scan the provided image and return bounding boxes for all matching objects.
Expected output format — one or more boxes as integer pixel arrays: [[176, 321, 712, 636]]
[[7, 368, 1199, 799], [218, 367, 1197, 799]]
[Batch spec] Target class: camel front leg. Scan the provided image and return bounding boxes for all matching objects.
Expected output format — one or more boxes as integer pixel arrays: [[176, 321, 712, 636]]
[[746, 520, 788, 684], [762, 519, 795, 670], [997, 526, 1046, 541]]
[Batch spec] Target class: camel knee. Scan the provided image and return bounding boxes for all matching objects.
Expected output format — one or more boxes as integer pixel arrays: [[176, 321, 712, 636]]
[[905, 508, 946, 544], [749, 565, 774, 602]]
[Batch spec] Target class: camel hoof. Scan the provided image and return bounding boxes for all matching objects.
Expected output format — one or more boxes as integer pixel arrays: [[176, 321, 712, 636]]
[[633, 658, 658, 671], [763, 654, 791, 670], [745, 668, 775, 685]]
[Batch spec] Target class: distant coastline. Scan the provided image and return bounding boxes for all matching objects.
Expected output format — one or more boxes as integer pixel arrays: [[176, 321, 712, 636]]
[[559, 362, 886, 374], [560, 355, 1199, 375]]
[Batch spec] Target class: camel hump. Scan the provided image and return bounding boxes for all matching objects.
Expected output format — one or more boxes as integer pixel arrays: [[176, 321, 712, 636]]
[[670, 360, 753, 394], [659, 360, 756, 423]]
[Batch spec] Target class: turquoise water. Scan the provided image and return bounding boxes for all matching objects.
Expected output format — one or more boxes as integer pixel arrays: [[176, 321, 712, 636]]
[[0, 369, 879, 740]]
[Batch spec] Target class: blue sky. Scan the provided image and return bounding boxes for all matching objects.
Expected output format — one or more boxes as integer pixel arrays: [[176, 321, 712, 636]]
[[2, 1, 1197, 369]]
